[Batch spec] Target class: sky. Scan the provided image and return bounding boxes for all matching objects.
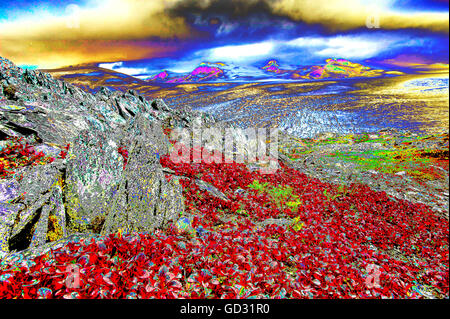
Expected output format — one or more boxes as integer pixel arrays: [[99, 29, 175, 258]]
[[0, 0, 448, 76]]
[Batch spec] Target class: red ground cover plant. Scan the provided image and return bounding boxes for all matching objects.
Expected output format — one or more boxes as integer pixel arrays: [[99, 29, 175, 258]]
[[0, 136, 55, 178], [59, 143, 70, 160], [0, 148, 448, 299], [117, 146, 128, 170]]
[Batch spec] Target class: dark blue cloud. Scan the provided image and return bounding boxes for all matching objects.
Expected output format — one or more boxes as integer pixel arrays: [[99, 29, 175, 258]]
[[0, 0, 87, 20], [392, 0, 449, 12]]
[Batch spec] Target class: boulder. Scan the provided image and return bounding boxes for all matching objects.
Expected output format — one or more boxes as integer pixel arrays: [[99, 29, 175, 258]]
[[29, 184, 67, 248], [122, 112, 170, 156], [2, 160, 65, 253], [0, 202, 23, 257], [195, 179, 229, 202], [151, 99, 171, 113], [101, 136, 184, 234], [64, 129, 124, 233]]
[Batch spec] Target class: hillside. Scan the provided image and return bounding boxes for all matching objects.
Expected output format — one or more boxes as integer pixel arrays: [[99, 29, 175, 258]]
[[0, 56, 448, 299]]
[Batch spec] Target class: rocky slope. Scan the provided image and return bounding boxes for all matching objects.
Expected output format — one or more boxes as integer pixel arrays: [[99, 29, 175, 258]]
[[0, 56, 218, 258], [0, 56, 448, 299]]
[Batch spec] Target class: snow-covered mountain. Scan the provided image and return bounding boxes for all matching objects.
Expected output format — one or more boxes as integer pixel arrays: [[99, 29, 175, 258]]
[[146, 59, 393, 83]]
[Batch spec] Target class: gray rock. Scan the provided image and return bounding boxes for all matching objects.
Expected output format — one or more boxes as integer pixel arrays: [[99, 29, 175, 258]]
[[195, 179, 229, 202], [101, 136, 184, 234], [113, 96, 133, 120], [0, 56, 201, 254], [29, 201, 53, 248], [10, 191, 52, 240], [30, 184, 67, 247], [96, 100, 127, 125], [18, 159, 63, 201], [122, 112, 170, 156], [151, 99, 171, 113], [0, 179, 19, 202], [1, 160, 64, 254], [162, 167, 176, 175], [257, 218, 292, 227], [33, 143, 63, 159], [0, 202, 23, 256], [64, 129, 124, 232]]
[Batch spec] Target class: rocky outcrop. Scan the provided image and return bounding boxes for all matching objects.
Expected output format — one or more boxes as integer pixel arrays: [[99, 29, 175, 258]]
[[0, 56, 207, 257], [101, 136, 184, 234], [64, 129, 124, 233], [2, 160, 66, 255]]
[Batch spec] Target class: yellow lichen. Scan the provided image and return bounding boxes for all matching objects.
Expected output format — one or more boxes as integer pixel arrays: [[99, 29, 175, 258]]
[[46, 214, 64, 242]]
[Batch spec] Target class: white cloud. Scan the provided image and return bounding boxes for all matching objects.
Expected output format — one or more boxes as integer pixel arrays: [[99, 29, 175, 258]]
[[207, 42, 276, 62], [286, 35, 396, 59], [316, 37, 387, 58], [98, 61, 149, 75], [98, 61, 123, 69], [113, 66, 149, 75], [287, 37, 327, 47]]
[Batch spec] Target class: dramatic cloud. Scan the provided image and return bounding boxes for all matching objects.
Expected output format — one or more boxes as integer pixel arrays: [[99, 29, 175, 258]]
[[170, 0, 449, 32], [269, 0, 449, 32], [0, 0, 448, 68], [0, 0, 192, 41], [0, 39, 177, 69], [0, 0, 190, 67]]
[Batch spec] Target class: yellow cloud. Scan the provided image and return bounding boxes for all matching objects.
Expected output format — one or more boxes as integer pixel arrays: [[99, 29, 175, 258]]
[[3, 0, 444, 43], [0, 39, 177, 69], [0, 0, 448, 68], [270, 0, 449, 32], [0, 0, 193, 67], [0, 0, 192, 41]]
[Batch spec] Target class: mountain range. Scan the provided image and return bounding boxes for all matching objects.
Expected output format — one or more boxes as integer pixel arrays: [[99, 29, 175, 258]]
[[146, 59, 403, 83], [40, 58, 405, 96]]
